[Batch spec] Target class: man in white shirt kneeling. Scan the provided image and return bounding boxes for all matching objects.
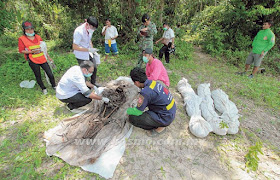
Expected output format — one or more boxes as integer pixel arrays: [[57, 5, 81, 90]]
[[56, 61, 109, 112]]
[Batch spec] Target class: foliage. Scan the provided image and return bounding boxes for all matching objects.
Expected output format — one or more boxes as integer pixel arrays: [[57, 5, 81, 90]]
[[188, 0, 280, 74], [245, 141, 263, 171]]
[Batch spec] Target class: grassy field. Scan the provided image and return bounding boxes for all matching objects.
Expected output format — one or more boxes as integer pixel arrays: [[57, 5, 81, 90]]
[[0, 39, 279, 179]]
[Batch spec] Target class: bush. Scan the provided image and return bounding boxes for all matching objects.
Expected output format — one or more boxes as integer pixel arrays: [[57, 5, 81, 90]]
[[201, 25, 228, 56]]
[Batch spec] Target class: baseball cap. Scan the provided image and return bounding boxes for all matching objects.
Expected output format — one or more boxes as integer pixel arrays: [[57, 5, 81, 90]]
[[22, 21, 34, 30], [144, 48, 153, 55]]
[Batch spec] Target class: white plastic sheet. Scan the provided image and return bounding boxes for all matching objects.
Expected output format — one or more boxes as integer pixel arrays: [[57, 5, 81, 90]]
[[19, 80, 36, 88], [81, 127, 133, 179], [189, 116, 213, 138]]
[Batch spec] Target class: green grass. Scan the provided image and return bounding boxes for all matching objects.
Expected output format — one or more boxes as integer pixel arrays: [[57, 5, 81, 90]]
[[0, 39, 279, 179]]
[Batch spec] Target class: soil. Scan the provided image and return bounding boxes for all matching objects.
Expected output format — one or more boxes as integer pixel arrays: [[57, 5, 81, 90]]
[[111, 47, 280, 180]]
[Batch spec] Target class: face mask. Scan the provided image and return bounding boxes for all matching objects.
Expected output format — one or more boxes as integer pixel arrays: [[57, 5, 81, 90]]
[[25, 32, 35, 36], [163, 27, 168, 31], [88, 29, 95, 34], [143, 56, 149, 63], [84, 73, 92, 78]]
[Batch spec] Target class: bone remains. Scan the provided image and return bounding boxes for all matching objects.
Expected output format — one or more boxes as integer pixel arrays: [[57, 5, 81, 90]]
[[44, 79, 139, 166]]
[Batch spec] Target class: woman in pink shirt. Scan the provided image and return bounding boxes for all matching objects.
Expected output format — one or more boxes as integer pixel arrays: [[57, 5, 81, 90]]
[[142, 48, 170, 87]]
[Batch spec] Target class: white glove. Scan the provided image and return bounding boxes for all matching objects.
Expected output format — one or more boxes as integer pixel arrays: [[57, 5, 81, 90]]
[[88, 48, 99, 53], [93, 86, 99, 95], [102, 97, 110, 103]]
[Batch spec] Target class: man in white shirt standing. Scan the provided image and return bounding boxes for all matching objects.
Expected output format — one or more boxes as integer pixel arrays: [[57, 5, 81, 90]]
[[102, 18, 119, 61], [156, 22, 175, 64], [56, 61, 109, 112], [73, 16, 101, 87]]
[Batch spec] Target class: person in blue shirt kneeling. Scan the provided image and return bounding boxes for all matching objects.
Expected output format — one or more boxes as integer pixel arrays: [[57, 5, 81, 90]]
[[127, 67, 176, 137]]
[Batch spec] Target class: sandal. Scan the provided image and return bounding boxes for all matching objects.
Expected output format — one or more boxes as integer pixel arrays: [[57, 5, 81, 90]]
[[146, 128, 166, 137]]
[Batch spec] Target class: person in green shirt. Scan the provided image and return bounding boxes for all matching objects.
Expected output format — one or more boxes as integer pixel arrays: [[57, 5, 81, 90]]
[[137, 13, 157, 67], [240, 20, 275, 78]]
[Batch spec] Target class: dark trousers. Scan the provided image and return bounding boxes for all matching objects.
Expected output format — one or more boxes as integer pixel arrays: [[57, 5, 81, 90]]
[[159, 42, 172, 63], [28, 60, 56, 90], [59, 93, 92, 110], [77, 55, 97, 85], [129, 112, 165, 130]]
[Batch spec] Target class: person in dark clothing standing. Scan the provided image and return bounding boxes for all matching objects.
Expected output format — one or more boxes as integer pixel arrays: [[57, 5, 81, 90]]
[[156, 22, 175, 64]]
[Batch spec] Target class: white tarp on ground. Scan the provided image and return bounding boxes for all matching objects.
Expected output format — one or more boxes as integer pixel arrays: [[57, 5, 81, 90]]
[[177, 78, 240, 138], [81, 126, 133, 179], [44, 77, 138, 179]]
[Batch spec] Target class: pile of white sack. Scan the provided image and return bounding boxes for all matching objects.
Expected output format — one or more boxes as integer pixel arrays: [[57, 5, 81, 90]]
[[177, 78, 240, 138]]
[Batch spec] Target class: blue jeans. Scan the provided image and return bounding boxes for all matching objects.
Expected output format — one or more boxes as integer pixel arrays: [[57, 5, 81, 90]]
[[105, 43, 118, 55]]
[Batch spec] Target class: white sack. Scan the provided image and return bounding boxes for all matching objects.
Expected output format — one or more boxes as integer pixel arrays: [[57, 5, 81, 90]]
[[211, 89, 240, 135], [200, 93, 228, 135], [184, 95, 202, 116], [197, 83, 211, 97], [200, 96, 219, 120], [221, 112, 240, 134], [189, 115, 213, 138], [177, 78, 196, 96], [211, 89, 230, 113], [207, 117, 228, 135]]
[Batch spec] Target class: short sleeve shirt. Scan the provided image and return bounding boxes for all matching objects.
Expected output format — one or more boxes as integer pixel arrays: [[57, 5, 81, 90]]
[[73, 23, 93, 60], [56, 66, 90, 99], [162, 28, 175, 43], [102, 25, 118, 44], [146, 58, 170, 87]]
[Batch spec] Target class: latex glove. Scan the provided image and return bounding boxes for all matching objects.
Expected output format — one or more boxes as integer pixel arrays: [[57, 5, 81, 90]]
[[93, 86, 99, 95], [126, 107, 143, 116], [88, 48, 99, 53], [102, 97, 110, 103]]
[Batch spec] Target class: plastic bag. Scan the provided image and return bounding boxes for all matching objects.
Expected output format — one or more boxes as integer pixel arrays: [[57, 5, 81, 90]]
[[207, 116, 228, 135], [189, 115, 213, 138], [221, 112, 240, 134], [19, 80, 36, 88], [211, 89, 229, 113], [184, 95, 202, 116], [197, 83, 211, 97]]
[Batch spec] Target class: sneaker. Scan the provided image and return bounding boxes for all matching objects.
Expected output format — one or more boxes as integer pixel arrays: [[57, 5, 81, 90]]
[[42, 89, 48, 95], [248, 74, 254, 79]]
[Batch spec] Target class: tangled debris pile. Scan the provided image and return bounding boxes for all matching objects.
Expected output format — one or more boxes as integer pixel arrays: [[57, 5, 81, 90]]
[[44, 78, 139, 167]]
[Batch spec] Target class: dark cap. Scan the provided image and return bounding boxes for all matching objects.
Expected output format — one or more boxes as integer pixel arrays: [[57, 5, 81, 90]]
[[22, 21, 34, 30], [144, 48, 153, 55], [87, 16, 98, 28], [142, 13, 150, 23]]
